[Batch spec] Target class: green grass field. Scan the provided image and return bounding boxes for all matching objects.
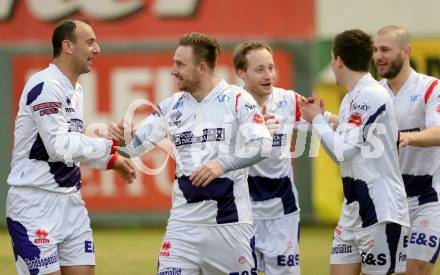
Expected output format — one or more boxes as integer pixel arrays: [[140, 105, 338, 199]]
[[0, 226, 332, 274], [3, 226, 440, 275]]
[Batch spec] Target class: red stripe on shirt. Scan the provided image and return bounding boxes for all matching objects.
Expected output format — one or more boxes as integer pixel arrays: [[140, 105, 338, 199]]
[[235, 93, 241, 113], [424, 79, 438, 104], [294, 93, 301, 122]]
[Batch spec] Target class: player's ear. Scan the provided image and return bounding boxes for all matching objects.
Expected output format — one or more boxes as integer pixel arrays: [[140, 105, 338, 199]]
[[62, 40, 74, 55], [403, 45, 411, 59], [199, 61, 209, 75], [236, 68, 246, 80]]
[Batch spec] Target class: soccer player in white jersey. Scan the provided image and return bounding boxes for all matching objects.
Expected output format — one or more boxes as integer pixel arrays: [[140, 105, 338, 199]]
[[232, 41, 302, 275], [5, 20, 135, 275], [300, 29, 410, 275], [373, 25, 440, 275], [109, 33, 272, 274]]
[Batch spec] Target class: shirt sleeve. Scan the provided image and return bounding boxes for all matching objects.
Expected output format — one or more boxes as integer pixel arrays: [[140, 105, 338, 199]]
[[424, 80, 440, 128], [120, 102, 168, 157], [28, 81, 114, 170], [234, 90, 272, 143]]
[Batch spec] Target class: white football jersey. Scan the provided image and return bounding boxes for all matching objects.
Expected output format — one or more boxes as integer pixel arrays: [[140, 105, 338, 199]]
[[380, 70, 440, 212], [248, 87, 301, 220], [336, 74, 409, 229], [126, 79, 272, 225], [7, 64, 115, 193]]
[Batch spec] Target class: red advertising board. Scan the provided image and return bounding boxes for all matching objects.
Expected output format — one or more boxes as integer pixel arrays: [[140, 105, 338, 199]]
[[12, 49, 294, 212], [0, 0, 314, 43]]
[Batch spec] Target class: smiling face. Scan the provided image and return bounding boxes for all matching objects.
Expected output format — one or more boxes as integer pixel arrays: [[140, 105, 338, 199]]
[[373, 33, 406, 79], [237, 48, 275, 98], [70, 21, 101, 75], [170, 45, 201, 93]]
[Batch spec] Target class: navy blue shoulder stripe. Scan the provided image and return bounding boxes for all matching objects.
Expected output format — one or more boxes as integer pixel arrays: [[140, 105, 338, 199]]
[[363, 104, 386, 142], [26, 82, 44, 105]]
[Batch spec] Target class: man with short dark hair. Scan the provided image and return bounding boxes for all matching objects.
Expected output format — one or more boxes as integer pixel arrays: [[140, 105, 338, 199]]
[[374, 25, 440, 275], [110, 32, 272, 274], [300, 29, 409, 275], [6, 19, 135, 275]]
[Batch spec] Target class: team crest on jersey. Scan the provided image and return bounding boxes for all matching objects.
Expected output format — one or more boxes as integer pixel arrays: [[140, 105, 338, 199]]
[[367, 239, 374, 248], [253, 113, 264, 124], [436, 105, 440, 113], [34, 229, 49, 244], [160, 241, 172, 257], [347, 112, 363, 126]]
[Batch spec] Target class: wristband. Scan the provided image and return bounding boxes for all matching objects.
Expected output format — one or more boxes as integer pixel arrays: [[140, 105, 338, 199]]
[[107, 152, 119, 170]]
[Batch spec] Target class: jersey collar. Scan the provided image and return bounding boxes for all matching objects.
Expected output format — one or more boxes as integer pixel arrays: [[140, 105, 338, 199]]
[[48, 63, 79, 91]]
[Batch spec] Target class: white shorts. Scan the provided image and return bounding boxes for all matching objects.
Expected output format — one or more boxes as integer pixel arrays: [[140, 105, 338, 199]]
[[253, 213, 300, 275], [6, 186, 95, 275], [330, 222, 408, 275], [407, 204, 440, 264], [157, 222, 256, 275]]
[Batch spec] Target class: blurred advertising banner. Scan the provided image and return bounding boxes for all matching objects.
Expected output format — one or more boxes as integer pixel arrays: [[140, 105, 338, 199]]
[[0, 0, 314, 43], [11, 48, 294, 212]]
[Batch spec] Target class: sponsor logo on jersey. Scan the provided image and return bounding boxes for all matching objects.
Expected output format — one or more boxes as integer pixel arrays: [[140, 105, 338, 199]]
[[216, 94, 230, 103], [68, 119, 83, 133], [158, 268, 181, 275], [275, 99, 288, 109], [331, 244, 352, 254], [172, 98, 184, 110], [85, 240, 95, 253], [25, 252, 59, 269], [277, 254, 300, 266], [32, 102, 62, 116], [32, 102, 62, 111], [172, 128, 225, 146], [238, 256, 247, 264], [152, 105, 162, 117], [361, 252, 387, 266], [335, 225, 342, 236], [272, 133, 286, 147], [34, 229, 49, 244], [352, 103, 370, 112], [347, 112, 363, 126], [169, 110, 182, 126], [409, 232, 438, 248], [160, 241, 172, 257], [409, 94, 421, 103], [253, 113, 264, 124], [245, 103, 257, 111]]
